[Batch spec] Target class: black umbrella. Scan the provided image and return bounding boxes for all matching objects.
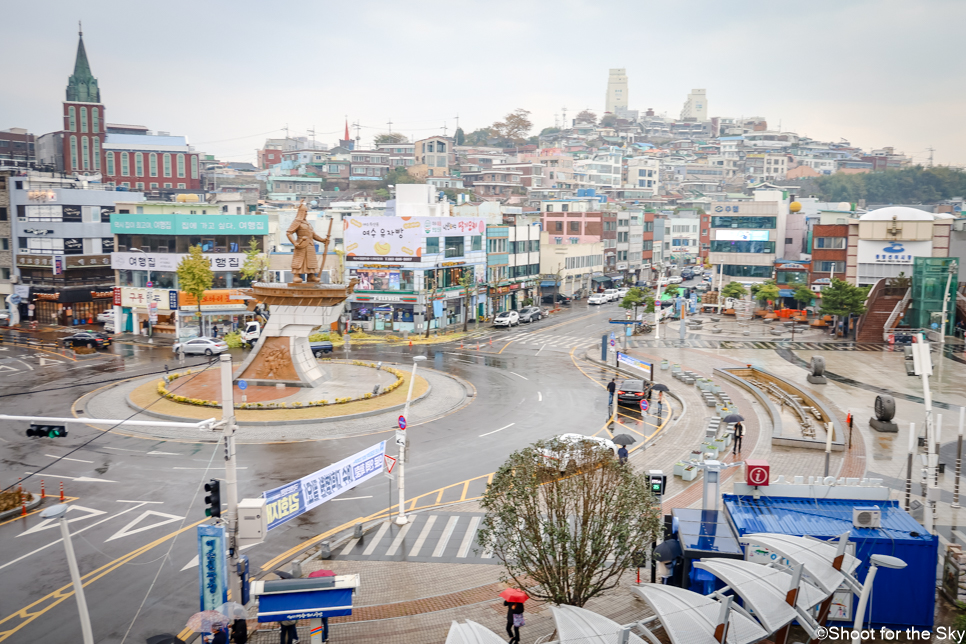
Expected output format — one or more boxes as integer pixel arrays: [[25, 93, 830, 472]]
[[651, 383, 670, 392], [146, 635, 185, 644], [611, 434, 636, 446], [724, 414, 745, 423]]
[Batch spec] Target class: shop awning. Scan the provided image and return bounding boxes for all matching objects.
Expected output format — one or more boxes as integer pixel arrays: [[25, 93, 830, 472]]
[[591, 276, 612, 283], [606, 273, 623, 278], [779, 289, 794, 297], [540, 280, 557, 287]]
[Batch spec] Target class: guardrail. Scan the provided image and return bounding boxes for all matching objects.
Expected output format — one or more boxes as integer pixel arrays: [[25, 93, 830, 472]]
[[882, 287, 912, 341]]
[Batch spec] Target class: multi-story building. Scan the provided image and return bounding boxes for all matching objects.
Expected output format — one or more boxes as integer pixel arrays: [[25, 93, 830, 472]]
[[539, 233, 603, 297], [0, 128, 35, 168], [809, 213, 849, 289], [680, 89, 708, 121], [343, 185, 483, 332], [413, 136, 455, 174], [461, 168, 523, 198], [573, 151, 622, 190], [624, 157, 660, 195], [540, 191, 620, 279], [743, 153, 788, 182], [7, 174, 145, 322], [848, 206, 952, 286], [265, 176, 324, 200], [110, 197, 269, 337], [0, 171, 13, 299], [349, 150, 390, 181], [605, 68, 629, 115], [519, 151, 575, 190], [707, 193, 789, 284], [103, 128, 202, 192], [485, 218, 541, 313], [489, 162, 544, 189], [663, 211, 701, 265], [375, 142, 415, 168]]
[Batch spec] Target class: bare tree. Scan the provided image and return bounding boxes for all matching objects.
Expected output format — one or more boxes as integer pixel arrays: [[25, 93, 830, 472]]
[[374, 132, 408, 144], [575, 110, 597, 125], [491, 109, 533, 143], [477, 438, 662, 607]]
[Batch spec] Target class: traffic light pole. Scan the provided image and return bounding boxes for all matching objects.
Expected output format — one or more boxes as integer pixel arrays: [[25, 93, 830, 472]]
[[219, 354, 242, 605]]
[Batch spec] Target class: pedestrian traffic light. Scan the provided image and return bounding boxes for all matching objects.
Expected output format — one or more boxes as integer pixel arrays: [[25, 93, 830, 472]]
[[26, 424, 68, 438], [647, 470, 666, 497], [204, 479, 222, 518]]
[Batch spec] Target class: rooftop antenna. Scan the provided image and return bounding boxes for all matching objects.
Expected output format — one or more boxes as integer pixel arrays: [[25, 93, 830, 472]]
[[386, 118, 393, 135], [562, 107, 568, 127], [454, 114, 460, 132], [308, 126, 315, 149], [928, 146, 935, 167], [442, 121, 448, 136]]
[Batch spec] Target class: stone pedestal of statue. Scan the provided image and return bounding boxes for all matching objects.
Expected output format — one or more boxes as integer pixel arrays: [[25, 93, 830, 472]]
[[235, 281, 354, 388]]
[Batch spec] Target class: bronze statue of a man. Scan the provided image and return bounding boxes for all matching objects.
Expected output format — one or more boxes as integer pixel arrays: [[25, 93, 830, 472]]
[[286, 199, 330, 283]]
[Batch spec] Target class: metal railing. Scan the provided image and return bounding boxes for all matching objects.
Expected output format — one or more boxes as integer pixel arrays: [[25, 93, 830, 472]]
[[881, 287, 912, 341]]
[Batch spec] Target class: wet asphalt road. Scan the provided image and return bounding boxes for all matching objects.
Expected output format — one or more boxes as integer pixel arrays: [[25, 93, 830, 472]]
[[0, 300, 640, 643]]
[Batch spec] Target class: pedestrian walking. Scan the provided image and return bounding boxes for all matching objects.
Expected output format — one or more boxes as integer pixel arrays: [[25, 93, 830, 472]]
[[607, 378, 617, 406], [212, 324, 219, 338], [618, 445, 629, 465], [505, 600, 525, 644], [211, 625, 229, 644], [231, 618, 248, 644], [655, 390, 664, 421], [732, 421, 744, 454], [279, 618, 299, 644], [847, 412, 854, 449]]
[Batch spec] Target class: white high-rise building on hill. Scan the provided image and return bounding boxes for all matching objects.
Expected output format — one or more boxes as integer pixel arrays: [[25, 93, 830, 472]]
[[680, 89, 708, 121], [605, 68, 628, 115]]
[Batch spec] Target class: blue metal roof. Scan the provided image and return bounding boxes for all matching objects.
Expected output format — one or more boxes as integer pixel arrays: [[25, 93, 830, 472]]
[[722, 495, 931, 542]]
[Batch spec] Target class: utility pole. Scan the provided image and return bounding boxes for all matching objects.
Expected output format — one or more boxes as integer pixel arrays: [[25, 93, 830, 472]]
[[911, 334, 936, 533], [653, 263, 663, 341], [939, 260, 957, 350], [928, 147, 935, 168], [562, 107, 568, 128], [387, 119, 393, 135], [308, 126, 315, 149], [219, 354, 242, 603], [442, 121, 448, 136], [396, 356, 426, 525]]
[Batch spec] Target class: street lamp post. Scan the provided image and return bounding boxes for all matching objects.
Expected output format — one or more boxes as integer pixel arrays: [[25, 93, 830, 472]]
[[396, 355, 426, 525], [41, 503, 94, 644]]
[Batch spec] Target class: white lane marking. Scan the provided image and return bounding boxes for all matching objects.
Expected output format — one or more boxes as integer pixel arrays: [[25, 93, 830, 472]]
[[479, 423, 515, 437], [385, 522, 414, 556], [362, 521, 392, 556], [146, 451, 180, 456], [535, 344, 546, 356], [44, 454, 93, 464], [408, 515, 438, 557], [103, 446, 141, 452], [18, 505, 107, 537], [105, 510, 183, 542], [330, 496, 372, 501], [538, 392, 542, 402], [508, 371, 528, 380], [117, 500, 164, 504], [0, 365, 19, 373], [432, 516, 460, 557], [23, 471, 116, 483], [1, 502, 152, 571], [16, 359, 33, 371], [180, 542, 257, 571], [339, 538, 360, 556], [38, 357, 63, 365], [457, 516, 481, 558]]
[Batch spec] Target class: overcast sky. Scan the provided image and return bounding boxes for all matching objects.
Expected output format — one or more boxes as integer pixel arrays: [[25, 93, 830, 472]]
[[2, 0, 964, 166]]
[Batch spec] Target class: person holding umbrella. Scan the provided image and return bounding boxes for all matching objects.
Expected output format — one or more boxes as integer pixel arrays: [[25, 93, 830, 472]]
[[612, 434, 636, 465], [500, 589, 528, 644], [724, 414, 745, 454], [651, 383, 669, 422]]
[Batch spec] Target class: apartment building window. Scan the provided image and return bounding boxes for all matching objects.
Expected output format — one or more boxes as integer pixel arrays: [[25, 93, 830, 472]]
[[545, 204, 553, 212], [70, 136, 78, 171], [561, 204, 569, 212], [164, 183, 172, 188], [81, 137, 90, 170], [710, 240, 776, 253], [785, 238, 793, 245], [135, 153, 144, 176], [105, 152, 115, 176], [177, 154, 186, 178], [1, 238, 7, 250], [0, 268, 8, 280], [163, 154, 172, 177], [92, 108, 99, 133], [80, 107, 88, 133], [137, 182, 145, 191], [569, 221, 580, 233], [0, 207, 6, 221], [554, 221, 563, 233], [711, 216, 777, 229], [814, 237, 846, 249], [191, 155, 198, 180], [68, 106, 76, 131], [150, 182, 158, 189], [120, 152, 130, 176], [471, 235, 482, 251], [178, 183, 186, 189], [426, 237, 439, 254], [816, 261, 845, 273], [92, 138, 100, 171]]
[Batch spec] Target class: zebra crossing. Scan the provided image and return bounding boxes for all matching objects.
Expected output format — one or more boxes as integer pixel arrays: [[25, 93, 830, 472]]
[[333, 512, 497, 564], [510, 332, 597, 350], [627, 339, 897, 351]]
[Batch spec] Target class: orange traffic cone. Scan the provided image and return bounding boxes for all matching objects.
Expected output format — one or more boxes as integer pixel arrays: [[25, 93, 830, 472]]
[[477, 341, 480, 350], [489, 337, 492, 346], [461, 340, 464, 349], [60, 481, 64, 502], [40, 480, 45, 499]]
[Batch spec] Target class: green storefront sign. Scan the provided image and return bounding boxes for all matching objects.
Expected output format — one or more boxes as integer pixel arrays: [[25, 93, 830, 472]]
[[110, 214, 269, 235]]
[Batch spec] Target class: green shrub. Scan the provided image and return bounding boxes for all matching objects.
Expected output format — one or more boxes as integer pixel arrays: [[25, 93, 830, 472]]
[[223, 331, 243, 348]]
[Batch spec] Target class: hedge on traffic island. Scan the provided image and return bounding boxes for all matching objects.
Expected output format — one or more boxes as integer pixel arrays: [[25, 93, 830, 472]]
[[155, 360, 405, 409]]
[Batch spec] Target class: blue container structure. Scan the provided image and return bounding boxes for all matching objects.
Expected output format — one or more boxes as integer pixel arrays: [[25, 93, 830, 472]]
[[723, 495, 937, 629], [671, 508, 745, 594]]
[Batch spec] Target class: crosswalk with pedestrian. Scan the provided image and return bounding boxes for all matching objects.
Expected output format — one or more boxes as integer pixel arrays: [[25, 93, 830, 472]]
[[334, 513, 497, 565]]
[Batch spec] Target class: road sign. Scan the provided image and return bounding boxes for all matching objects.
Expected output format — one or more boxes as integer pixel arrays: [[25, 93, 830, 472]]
[[640, 399, 649, 412], [398, 415, 406, 430], [395, 430, 406, 447], [147, 281, 153, 288], [609, 339, 615, 347], [384, 454, 397, 474], [746, 459, 770, 486], [610, 332, 615, 340], [238, 380, 248, 390]]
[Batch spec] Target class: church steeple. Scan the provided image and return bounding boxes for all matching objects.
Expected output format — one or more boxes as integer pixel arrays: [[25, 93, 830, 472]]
[[66, 23, 100, 103]]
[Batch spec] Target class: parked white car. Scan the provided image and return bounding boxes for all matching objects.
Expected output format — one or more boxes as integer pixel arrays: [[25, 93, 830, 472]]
[[603, 289, 619, 301], [539, 433, 617, 473], [172, 337, 230, 356], [668, 276, 683, 284], [97, 309, 114, 323], [617, 288, 630, 298], [588, 293, 608, 305], [493, 310, 520, 327]]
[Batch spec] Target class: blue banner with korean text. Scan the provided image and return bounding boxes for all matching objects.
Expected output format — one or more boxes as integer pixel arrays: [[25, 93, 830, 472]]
[[263, 441, 387, 530], [197, 524, 227, 612]]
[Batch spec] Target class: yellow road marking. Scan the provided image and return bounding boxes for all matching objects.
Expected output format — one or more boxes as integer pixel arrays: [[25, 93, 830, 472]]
[[0, 338, 80, 362], [0, 496, 80, 528], [0, 518, 206, 642]]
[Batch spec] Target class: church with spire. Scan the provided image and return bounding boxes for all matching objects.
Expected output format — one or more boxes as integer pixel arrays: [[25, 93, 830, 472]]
[[39, 25, 202, 191], [61, 23, 106, 177]]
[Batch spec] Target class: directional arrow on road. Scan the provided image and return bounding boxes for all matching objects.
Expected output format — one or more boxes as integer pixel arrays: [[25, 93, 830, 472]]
[[18, 505, 107, 537], [38, 357, 63, 366], [0, 365, 18, 373], [24, 471, 117, 483], [105, 510, 183, 542]]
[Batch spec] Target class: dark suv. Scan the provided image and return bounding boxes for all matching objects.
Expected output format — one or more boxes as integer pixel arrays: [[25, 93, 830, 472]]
[[541, 293, 571, 305]]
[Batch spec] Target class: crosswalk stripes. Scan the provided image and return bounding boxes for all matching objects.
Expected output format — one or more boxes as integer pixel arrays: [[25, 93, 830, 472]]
[[631, 339, 894, 352], [334, 513, 497, 564]]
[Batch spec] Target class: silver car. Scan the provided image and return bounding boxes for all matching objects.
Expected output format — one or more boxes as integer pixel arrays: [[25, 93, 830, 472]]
[[173, 337, 229, 356]]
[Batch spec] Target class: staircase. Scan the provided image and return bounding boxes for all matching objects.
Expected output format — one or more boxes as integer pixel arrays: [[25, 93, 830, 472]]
[[856, 281, 909, 343]]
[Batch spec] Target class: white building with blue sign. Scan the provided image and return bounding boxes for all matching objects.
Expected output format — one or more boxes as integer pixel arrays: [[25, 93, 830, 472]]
[[850, 207, 954, 286]]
